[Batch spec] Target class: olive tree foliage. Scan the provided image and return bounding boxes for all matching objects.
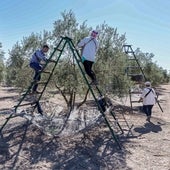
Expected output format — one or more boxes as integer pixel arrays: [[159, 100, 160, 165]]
[[0, 42, 5, 83], [50, 10, 130, 109], [134, 48, 170, 85], [50, 10, 92, 109], [6, 42, 24, 86], [161, 69, 170, 83], [95, 24, 131, 97], [5, 10, 169, 110], [3, 10, 138, 109], [144, 62, 169, 85], [52, 10, 91, 45]]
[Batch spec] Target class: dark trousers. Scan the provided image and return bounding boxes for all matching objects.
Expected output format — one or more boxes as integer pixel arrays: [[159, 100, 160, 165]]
[[36, 101, 43, 114], [143, 105, 153, 117], [83, 60, 96, 81], [30, 62, 42, 92]]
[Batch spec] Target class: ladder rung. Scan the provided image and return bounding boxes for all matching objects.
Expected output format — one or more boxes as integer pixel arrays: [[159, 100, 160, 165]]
[[127, 66, 142, 68], [14, 102, 37, 107], [21, 91, 42, 96], [56, 48, 62, 52], [126, 51, 134, 54], [128, 74, 143, 76], [130, 91, 142, 94], [21, 92, 31, 96], [127, 58, 136, 61], [131, 101, 140, 103], [49, 60, 56, 63], [29, 80, 47, 85], [123, 45, 132, 47], [41, 71, 51, 74]]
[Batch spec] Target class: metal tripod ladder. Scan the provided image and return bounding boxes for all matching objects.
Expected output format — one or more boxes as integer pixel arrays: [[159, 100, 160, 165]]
[[123, 45, 147, 113], [0, 37, 68, 132], [123, 44, 163, 113], [1, 36, 125, 149]]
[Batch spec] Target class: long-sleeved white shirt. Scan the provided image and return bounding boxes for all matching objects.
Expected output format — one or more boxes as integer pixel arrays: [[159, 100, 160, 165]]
[[140, 87, 157, 105], [77, 36, 99, 62]]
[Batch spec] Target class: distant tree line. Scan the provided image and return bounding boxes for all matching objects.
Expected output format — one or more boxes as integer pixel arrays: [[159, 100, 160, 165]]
[[0, 42, 5, 83], [0, 10, 169, 108]]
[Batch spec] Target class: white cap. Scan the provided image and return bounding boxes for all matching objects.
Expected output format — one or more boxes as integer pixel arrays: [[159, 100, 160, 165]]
[[145, 81, 151, 86]]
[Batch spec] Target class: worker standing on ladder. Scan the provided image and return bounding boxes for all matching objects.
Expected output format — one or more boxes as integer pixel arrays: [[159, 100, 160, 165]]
[[77, 30, 99, 85], [138, 81, 157, 122], [29, 45, 50, 93]]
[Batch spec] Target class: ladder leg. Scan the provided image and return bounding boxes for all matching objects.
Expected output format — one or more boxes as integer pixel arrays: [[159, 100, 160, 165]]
[[68, 39, 122, 149], [110, 110, 124, 134], [102, 112, 122, 149]]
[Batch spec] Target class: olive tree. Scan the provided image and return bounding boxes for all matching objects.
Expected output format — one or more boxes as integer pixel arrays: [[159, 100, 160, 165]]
[[0, 43, 5, 83]]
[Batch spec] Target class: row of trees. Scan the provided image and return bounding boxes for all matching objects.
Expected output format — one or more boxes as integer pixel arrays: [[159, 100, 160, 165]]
[[0, 43, 5, 82], [0, 10, 169, 108]]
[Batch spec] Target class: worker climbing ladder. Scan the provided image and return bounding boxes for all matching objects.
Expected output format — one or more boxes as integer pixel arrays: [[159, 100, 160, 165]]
[[1, 36, 137, 149]]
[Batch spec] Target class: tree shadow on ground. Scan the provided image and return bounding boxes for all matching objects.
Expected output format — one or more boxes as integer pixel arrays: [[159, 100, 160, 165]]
[[154, 85, 168, 96], [0, 86, 20, 100], [0, 95, 18, 101], [52, 130, 132, 170], [0, 120, 133, 170], [0, 120, 31, 169]]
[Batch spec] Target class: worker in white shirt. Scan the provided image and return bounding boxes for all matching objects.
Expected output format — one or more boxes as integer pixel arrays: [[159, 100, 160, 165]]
[[77, 30, 99, 85], [139, 81, 157, 122]]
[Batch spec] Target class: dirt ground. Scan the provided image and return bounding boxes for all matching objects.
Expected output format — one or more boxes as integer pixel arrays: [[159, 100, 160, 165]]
[[0, 84, 170, 170]]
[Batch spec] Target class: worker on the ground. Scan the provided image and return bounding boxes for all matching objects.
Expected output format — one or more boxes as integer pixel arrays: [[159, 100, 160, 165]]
[[138, 81, 157, 122]]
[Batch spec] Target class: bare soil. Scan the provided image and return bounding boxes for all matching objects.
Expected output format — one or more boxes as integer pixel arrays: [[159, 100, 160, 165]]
[[0, 84, 170, 170]]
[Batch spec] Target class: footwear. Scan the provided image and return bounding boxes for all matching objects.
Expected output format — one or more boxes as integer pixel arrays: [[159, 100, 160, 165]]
[[146, 116, 151, 122], [90, 80, 98, 86], [39, 111, 43, 115]]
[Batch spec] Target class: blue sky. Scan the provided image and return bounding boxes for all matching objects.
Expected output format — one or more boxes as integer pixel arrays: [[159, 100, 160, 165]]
[[0, 0, 170, 71]]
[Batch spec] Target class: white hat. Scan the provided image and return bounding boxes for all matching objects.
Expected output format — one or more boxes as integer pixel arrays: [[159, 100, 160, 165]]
[[145, 81, 151, 86]]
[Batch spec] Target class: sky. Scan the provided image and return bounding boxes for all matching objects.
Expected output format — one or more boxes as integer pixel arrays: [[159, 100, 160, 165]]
[[0, 0, 170, 71]]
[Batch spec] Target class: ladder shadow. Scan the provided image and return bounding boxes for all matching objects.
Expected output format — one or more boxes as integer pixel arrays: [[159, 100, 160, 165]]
[[0, 117, 133, 170], [0, 110, 126, 168], [0, 120, 31, 169], [0, 132, 10, 163]]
